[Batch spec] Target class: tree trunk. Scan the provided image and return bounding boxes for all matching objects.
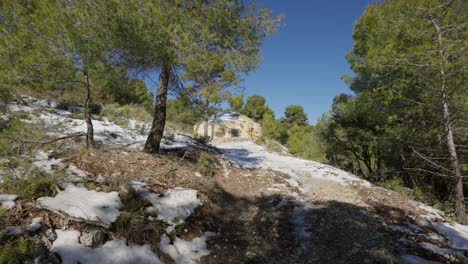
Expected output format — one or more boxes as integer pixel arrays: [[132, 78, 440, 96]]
[[144, 65, 171, 153], [442, 88, 465, 223], [431, 17, 465, 223], [83, 68, 95, 149]]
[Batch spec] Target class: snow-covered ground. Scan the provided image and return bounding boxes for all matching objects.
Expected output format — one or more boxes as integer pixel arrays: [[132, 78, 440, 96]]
[[52, 229, 164, 264], [214, 141, 370, 188], [132, 181, 202, 234], [8, 97, 199, 151], [37, 185, 123, 227], [0, 194, 17, 209]]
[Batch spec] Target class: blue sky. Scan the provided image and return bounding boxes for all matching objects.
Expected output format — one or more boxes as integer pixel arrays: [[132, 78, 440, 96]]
[[242, 0, 374, 124]]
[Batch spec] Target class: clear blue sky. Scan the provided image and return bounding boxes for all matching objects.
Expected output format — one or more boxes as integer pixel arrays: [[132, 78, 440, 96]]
[[243, 0, 374, 124]]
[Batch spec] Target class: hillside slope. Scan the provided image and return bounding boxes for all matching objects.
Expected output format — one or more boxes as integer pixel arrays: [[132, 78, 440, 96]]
[[0, 97, 467, 264]]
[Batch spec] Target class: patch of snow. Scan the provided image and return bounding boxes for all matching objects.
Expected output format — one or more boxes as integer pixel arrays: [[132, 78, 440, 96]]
[[401, 255, 443, 264], [0, 194, 17, 209], [389, 225, 415, 234], [145, 188, 200, 233], [67, 164, 90, 177], [10, 98, 198, 151], [215, 141, 370, 187], [27, 217, 43, 232], [131, 184, 201, 234], [432, 222, 468, 249], [420, 242, 454, 255], [4, 217, 42, 236], [37, 185, 122, 227], [159, 232, 215, 264], [51, 229, 164, 264], [421, 233, 445, 243], [417, 203, 445, 221], [33, 151, 65, 173]]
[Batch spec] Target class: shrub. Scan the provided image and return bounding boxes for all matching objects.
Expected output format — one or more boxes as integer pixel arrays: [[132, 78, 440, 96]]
[[56, 100, 79, 112], [381, 178, 404, 193], [433, 200, 454, 213], [0, 120, 44, 156], [102, 103, 152, 126], [89, 103, 103, 115], [113, 188, 163, 245], [0, 239, 41, 264], [265, 139, 285, 154], [196, 152, 216, 177], [0, 172, 58, 201]]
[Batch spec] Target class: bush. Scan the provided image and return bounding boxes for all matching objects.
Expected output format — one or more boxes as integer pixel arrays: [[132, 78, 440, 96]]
[[0, 239, 41, 264], [0, 172, 58, 201], [89, 103, 103, 115], [56, 100, 79, 112], [102, 103, 152, 124], [113, 188, 163, 246], [265, 139, 286, 154], [0, 120, 44, 157], [381, 178, 405, 193], [195, 152, 216, 177]]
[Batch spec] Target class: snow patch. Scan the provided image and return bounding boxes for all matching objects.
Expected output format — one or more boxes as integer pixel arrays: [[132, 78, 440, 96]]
[[401, 255, 443, 264], [432, 222, 468, 250], [51, 229, 164, 264], [37, 185, 122, 227], [27, 217, 43, 233], [0, 194, 17, 209], [4, 217, 42, 236], [215, 141, 370, 187], [159, 232, 215, 264], [132, 184, 201, 234]]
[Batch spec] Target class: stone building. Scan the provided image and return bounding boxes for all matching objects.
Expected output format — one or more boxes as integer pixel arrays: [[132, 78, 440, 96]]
[[193, 112, 262, 141]]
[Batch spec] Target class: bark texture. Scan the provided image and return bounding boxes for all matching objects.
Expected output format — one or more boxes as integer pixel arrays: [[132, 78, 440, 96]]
[[83, 68, 96, 149], [144, 65, 171, 153]]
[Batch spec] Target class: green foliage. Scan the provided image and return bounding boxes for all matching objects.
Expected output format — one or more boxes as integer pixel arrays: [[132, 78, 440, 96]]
[[114, 187, 163, 245], [228, 93, 244, 112], [264, 139, 285, 154], [283, 105, 309, 129], [166, 94, 207, 133], [101, 103, 152, 127], [261, 112, 285, 142], [433, 200, 455, 213], [286, 125, 326, 162], [381, 178, 405, 193], [120, 187, 147, 214], [1, 172, 58, 201], [196, 152, 216, 177], [0, 239, 41, 264], [241, 94, 274, 122], [316, 0, 467, 205], [0, 119, 44, 157]]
